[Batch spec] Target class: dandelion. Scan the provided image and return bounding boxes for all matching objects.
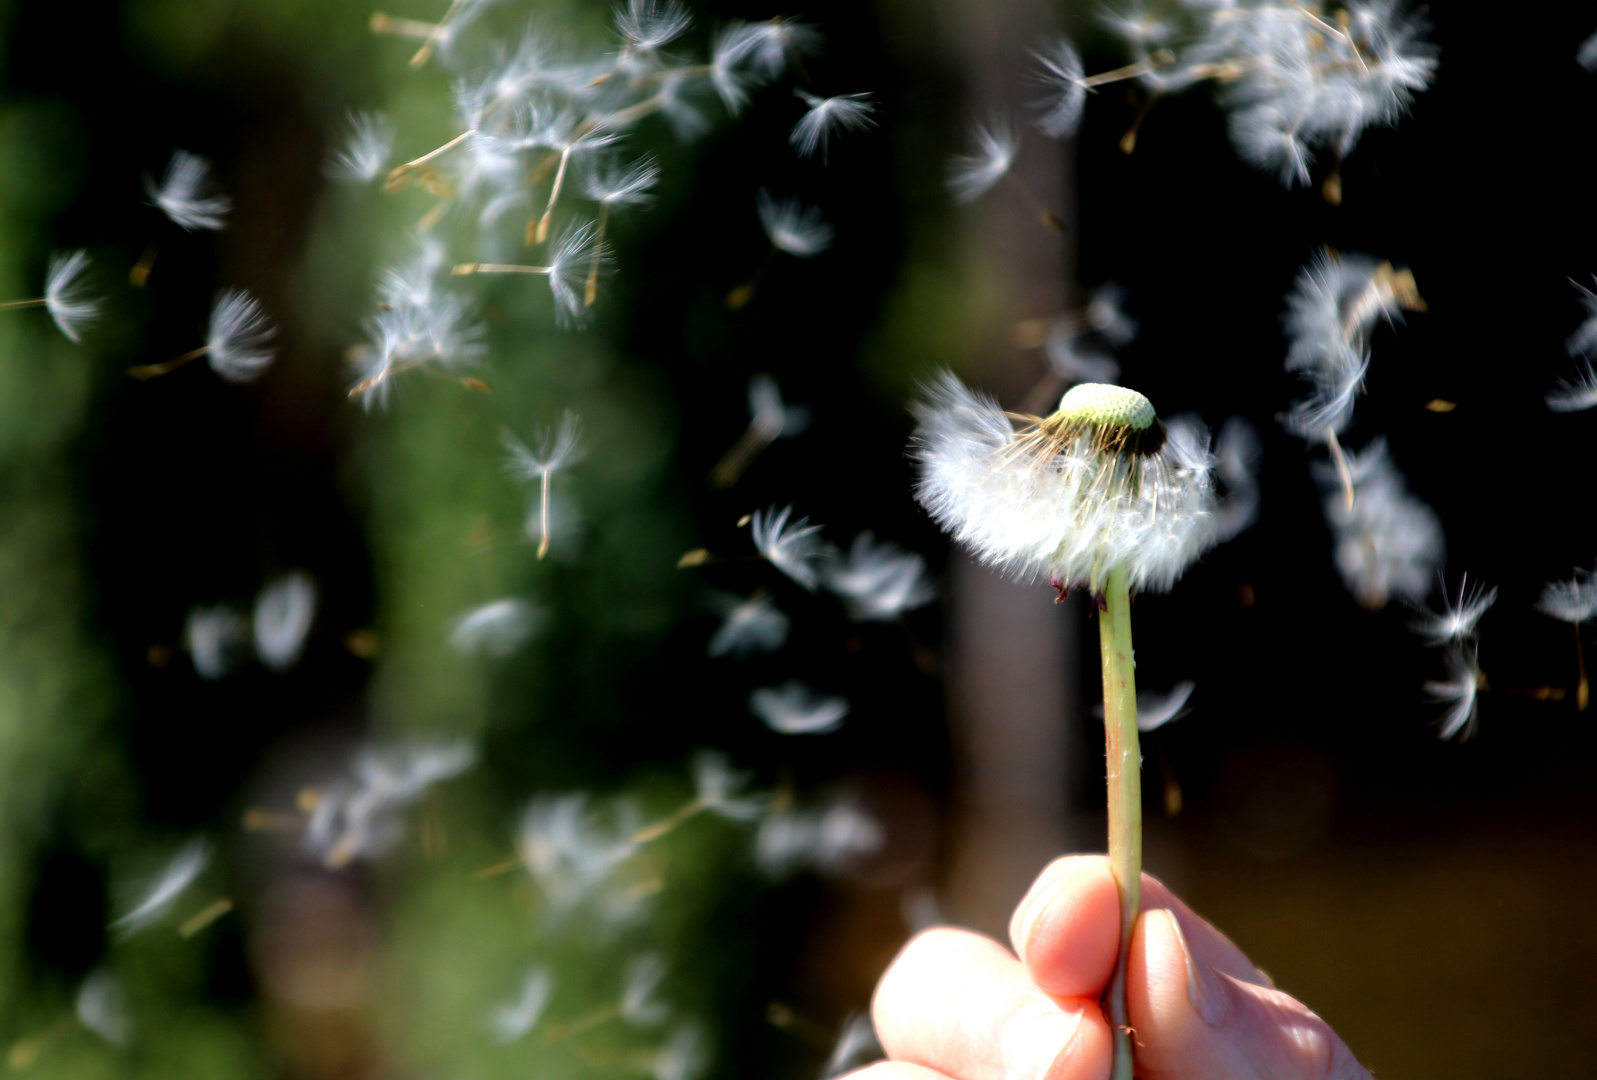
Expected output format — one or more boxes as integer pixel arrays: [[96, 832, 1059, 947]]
[[1425, 642, 1483, 740], [185, 604, 247, 681], [1547, 358, 1597, 413], [307, 741, 475, 869], [1032, 38, 1087, 138], [711, 373, 809, 488], [790, 91, 876, 160], [756, 190, 833, 257], [489, 967, 555, 1043], [749, 681, 849, 735], [756, 799, 883, 877], [821, 533, 936, 621], [749, 505, 828, 590], [147, 150, 230, 231], [1537, 567, 1597, 711], [504, 412, 584, 558], [112, 839, 210, 933], [450, 598, 545, 657], [706, 590, 790, 658], [128, 288, 277, 383], [453, 223, 604, 325], [1411, 575, 1496, 645], [1313, 438, 1443, 609], [621, 954, 670, 1027], [254, 571, 317, 671], [946, 115, 1018, 203], [327, 110, 394, 182], [75, 971, 130, 1046], [912, 374, 1222, 1080], [0, 250, 103, 343]]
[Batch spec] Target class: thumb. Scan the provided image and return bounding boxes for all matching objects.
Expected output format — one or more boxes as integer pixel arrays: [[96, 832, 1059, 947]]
[[1126, 907, 1372, 1080]]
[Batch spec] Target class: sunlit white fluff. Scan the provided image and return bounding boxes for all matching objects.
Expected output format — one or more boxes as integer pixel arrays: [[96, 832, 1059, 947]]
[[1581, 27, 1597, 72], [206, 288, 277, 383], [756, 798, 883, 877], [1313, 438, 1443, 608], [489, 967, 555, 1043], [790, 91, 876, 159], [1032, 38, 1087, 138], [306, 740, 475, 868], [76, 970, 130, 1046], [757, 191, 832, 257], [148, 150, 230, 231], [616, 0, 692, 52], [504, 412, 584, 481], [328, 110, 394, 182], [186, 604, 247, 681], [749, 680, 849, 735], [913, 374, 1219, 594], [706, 590, 790, 658], [44, 250, 102, 342], [621, 954, 670, 1027], [112, 839, 210, 932], [450, 598, 545, 657], [254, 571, 317, 671], [946, 115, 1018, 203], [582, 156, 661, 208], [355, 239, 486, 406], [1411, 575, 1495, 645], [1424, 642, 1481, 740], [822, 532, 936, 621], [750, 504, 828, 590], [1536, 568, 1597, 624], [1547, 358, 1597, 413], [711, 19, 818, 112]]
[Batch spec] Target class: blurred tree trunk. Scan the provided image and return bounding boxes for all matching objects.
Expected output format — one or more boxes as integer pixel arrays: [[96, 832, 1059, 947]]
[[933, 0, 1086, 936]]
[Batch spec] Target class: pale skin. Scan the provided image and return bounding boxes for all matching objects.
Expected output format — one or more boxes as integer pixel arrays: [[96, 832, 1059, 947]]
[[866, 855, 1370, 1080]]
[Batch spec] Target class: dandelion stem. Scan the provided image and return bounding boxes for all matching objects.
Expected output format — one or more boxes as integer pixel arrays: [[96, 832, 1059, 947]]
[[1098, 564, 1141, 1080], [1082, 49, 1175, 88], [387, 129, 476, 188], [533, 145, 574, 245], [0, 297, 46, 310], [128, 345, 209, 380]]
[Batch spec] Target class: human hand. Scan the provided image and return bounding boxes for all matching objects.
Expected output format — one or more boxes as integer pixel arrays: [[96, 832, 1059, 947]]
[[865, 856, 1370, 1080]]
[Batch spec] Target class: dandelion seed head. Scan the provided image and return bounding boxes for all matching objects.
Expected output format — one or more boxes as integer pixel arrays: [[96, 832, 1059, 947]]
[[946, 115, 1017, 203], [43, 250, 102, 343], [749, 680, 849, 735], [750, 504, 828, 590], [756, 191, 833, 257], [206, 288, 276, 383], [790, 91, 876, 159], [706, 591, 790, 658], [913, 375, 1220, 594], [148, 149, 231, 231]]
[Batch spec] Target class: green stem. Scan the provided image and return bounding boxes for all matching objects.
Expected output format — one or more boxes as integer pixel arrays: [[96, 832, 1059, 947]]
[[1098, 564, 1141, 1080]]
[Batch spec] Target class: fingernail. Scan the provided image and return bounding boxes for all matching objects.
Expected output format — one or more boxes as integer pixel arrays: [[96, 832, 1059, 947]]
[[1001, 1003, 1084, 1080], [1154, 908, 1228, 1027]]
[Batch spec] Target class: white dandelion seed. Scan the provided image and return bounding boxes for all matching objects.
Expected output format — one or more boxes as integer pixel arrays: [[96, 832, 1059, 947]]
[[1411, 575, 1496, 645], [75, 970, 130, 1046], [790, 91, 876, 160], [1424, 642, 1482, 740], [185, 604, 248, 681], [1313, 438, 1443, 609], [710, 373, 809, 488], [756, 799, 883, 877], [691, 749, 766, 821], [254, 571, 317, 672], [757, 191, 833, 257], [44, 250, 102, 342], [946, 115, 1018, 203], [749, 680, 849, 735], [1033, 38, 1088, 138], [205, 288, 276, 383], [821, 533, 936, 621], [515, 793, 640, 917], [1212, 416, 1261, 543], [1548, 358, 1597, 413], [652, 1022, 709, 1080], [913, 375, 1219, 595], [328, 110, 394, 183], [581, 156, 661, 208], [489, 967, 555, 1043], [1086, 283, 1138, 347], [1537, 568, 1597, 624], [621, 954, 670, 1028], [706, 590, 790, 658], [1581, 27, 1597, 72], [450, 598, 545, 657], [1091, 679, 1196, 731], [306, 740, 475, 869], [616, 0, 692, 52], [147, 150, 230, 231], [711, 17, 819, 110], [1043, 323, 1121, 386], [823, 1014, 881, 1080], [750, 505, 828, 590], [504, 412, 584, 558], [112, 839, 210, 933]]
